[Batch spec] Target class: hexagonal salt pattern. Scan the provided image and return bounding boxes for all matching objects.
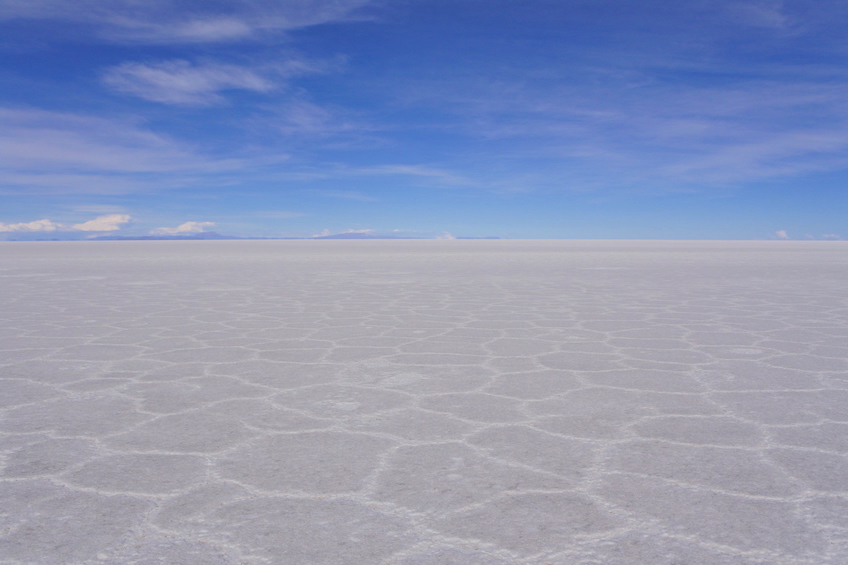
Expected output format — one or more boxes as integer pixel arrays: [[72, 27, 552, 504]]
[[1, 239, 847, 564]]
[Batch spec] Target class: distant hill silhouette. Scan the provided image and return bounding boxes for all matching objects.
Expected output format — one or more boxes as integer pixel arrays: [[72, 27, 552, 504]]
[[91, 232, 242, 241], [313, 233, 415, 239]]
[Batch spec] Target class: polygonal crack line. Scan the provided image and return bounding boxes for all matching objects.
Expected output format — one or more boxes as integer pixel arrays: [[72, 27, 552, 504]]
[[597, 470, 821, 509], [453, 438, 593, 485], [622, 413, 779, 449], [415, 409, 533, 430], [761, 425, 848, 457], [380, 538, 524, 565], [1, 435, 104, 474], [546, 522, 796, 565], [41, 472, 202, 505], [422, 492, 632, 554]]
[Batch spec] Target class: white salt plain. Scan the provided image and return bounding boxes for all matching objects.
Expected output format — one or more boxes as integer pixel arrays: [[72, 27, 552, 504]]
[[1, 239, 847, 565]]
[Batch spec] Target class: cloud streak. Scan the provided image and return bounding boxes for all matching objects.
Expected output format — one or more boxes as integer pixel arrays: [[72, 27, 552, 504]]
[[0, 107, 276, 194], [308, 189, 379, 202], [359, 165, 477, 187], [405, 74, 848, 190], [102, 56, 330, 106], [0, 107, 239, 172], [103, 60, 274, 105], [0, 0, 375, 44]]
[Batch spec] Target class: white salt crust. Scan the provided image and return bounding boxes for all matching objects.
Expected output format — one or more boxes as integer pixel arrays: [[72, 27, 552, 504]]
[[1, 239, 847, 564]]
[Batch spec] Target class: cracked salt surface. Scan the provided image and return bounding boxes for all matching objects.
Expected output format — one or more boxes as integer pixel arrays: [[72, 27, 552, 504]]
[[1, 239, 847, 564]]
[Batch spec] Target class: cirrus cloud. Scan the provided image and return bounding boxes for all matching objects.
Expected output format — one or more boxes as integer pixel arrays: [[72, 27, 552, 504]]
[[0, 107, 274, 195], [103, 60, 275, 106], [0, 0, 375, 44]]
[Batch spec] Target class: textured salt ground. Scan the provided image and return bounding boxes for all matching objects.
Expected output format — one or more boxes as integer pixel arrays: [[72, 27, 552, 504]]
[[0, 239, 847, 565]]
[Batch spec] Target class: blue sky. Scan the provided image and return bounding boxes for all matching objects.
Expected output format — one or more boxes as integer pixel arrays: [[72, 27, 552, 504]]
[[0, 0, 846, 239]]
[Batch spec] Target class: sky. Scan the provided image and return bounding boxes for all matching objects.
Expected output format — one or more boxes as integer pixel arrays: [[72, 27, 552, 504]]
[[0, 0, 846, 240]]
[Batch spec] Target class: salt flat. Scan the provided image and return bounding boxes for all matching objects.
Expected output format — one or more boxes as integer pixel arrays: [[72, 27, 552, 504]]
[[1, 240, 846, 565]]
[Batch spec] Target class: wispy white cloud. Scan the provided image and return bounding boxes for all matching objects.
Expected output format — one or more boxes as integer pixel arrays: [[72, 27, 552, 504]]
[[72, 214, 131, 231], [254, 210, 307, 219], [822, 233, 843, 239], [0, 172, 155, 195], [378, 0, 848, 193], [150, 221, 215, 235], [0, 107, 274, 194], [70, 205, 128, 214], [308, 190, 379, 201], [655, 129, 848, 183], [0, 0, 375, 44], [410, 76, 848, 190], [0, 214, 131, 232], [275, 101, 336, 132], [0, 107, 240, 173], [775, 229, 789, 239], [726, 1, 793, 29], [356, 165, 477, 186], [264, 98, 371, 140], [102, 56, 332, 106], [147, 18, 253, 42], [103, 60, 274, 105]]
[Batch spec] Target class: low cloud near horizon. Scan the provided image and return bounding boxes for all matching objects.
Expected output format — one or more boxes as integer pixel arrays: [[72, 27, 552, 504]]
[[73, 214, 131, 231], [311, 228, 373, 237], [150, 221, 216, 235], [0, 214, 130, 232]]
